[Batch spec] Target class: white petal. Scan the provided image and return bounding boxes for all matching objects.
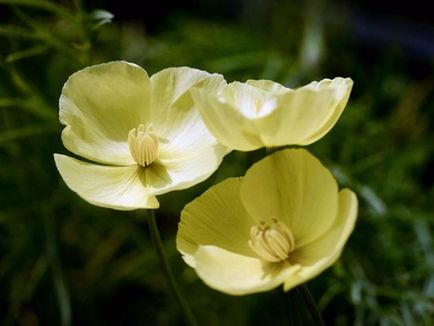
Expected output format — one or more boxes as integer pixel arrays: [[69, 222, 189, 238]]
[[60, 61, 152, 165], [194, 245, 301, 295], [54, 154, 159, 210]]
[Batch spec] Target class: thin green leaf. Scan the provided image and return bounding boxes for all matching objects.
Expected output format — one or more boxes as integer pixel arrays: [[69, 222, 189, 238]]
[[0, 123, 58, 143], [6, 45, 48, 63], [0, 0, 74, 20]]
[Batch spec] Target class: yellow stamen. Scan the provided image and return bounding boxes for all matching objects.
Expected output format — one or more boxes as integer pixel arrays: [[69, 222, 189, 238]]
[[249, 219, 295, 263], [128, 124, 159, 167]]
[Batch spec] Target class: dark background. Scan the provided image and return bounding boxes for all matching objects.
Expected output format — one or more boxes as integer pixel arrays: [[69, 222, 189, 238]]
[[0, 0, 433, 325]]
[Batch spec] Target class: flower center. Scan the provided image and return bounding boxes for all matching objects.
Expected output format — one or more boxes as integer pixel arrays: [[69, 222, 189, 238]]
[[249, 219, 295, 263], [128, 124, 159, 167]]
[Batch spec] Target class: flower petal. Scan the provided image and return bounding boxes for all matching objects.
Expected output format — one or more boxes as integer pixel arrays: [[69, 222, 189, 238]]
[[255, 77, 352, 147], [54, 154, 159, 210], [137, 143, 227, 197], [284, 188, 358, 291], [152, 144, 227, 195], [299, 78, 353, 145], [150, 67, 225, 146], [194, 245, 301, 295], [60, 61, 151, 165], [246, 79, 290, 94], [177, 178, 256, 266], [191, 88, 263, 151], [221, 81, 280, 119], [240, 149, 339, 248]]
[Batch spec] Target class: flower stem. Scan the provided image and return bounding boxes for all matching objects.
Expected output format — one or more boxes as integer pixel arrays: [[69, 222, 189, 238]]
[[146, 210, 198, 326], [296, 284, 325, 326]]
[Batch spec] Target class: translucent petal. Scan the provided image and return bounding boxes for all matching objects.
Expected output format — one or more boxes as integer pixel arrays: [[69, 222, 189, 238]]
[[194, 245, 301, 295], [220, 82, 278, 119], [240, 149, 338, 248], [245, 79, 290, 94], [54, 154, 159, 210], [144, 143, 227, 195], [150, 67, 225, 145], [255, 85, 338, 146], [283, 189, 358, 291], [60, 61, 151, 165], [191, 88, 263, 151], [177, 178, 256, 266], [299, 78, 353, 145], [193, 77, 352, 150]]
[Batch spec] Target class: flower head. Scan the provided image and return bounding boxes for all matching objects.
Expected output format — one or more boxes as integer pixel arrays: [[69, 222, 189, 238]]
[[191, 78, 353, 151], [54, 61, 227, 210], [177, 148, 357, 295]]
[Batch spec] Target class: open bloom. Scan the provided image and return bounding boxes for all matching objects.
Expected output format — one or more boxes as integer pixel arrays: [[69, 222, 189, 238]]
[[177, 149, 357, 295], [54, 61, 227, 210], [191, 77, 353, 151]]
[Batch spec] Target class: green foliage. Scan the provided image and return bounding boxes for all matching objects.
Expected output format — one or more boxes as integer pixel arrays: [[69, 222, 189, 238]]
[[0, 0, 433, 325]]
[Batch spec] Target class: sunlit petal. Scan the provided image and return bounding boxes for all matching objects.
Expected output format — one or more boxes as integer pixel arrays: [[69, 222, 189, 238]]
[[194, 245, 301, 295], [60, 61, 151, 165], [54, 154, 159, 210], [241, 149, 338, 248], [192, 88, 263, 151], [177, 178, 256, 267], [284, 189, 358, 290], [150, 67, 225, 143], [192, 77, 353, 150]]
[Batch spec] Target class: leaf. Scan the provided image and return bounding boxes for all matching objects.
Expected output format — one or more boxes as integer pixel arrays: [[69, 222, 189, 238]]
[[6, 45, 48, 63]]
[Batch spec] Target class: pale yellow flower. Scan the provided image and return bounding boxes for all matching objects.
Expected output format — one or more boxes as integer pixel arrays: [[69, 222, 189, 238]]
[[177, 149, 357, 295], [191, 78, 353, 151], [54, 61, 227, 210]]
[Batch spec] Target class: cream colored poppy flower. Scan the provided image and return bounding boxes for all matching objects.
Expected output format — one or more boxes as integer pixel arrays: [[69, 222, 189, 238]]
[[177, 149, 357, 295], [54, 61, 227, 210], [191, 77, 353, 151]]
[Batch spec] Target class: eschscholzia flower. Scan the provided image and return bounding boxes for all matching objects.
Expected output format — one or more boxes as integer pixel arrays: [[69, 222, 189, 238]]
[[54, 61, 227, 210], [191, 77, 353, 151], [177, 149, 357, 295]]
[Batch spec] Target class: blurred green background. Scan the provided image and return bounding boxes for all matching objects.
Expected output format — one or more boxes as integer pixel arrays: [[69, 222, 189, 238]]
[[1, 0, 433, 325]]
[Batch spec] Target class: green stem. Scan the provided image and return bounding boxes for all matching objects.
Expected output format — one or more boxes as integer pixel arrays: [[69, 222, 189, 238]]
[[146, 210, 198, 326], [297, 284, 325, 326]]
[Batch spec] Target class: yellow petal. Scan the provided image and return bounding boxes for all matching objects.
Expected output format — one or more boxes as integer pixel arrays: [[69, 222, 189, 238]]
[[60, 61, 151, 165], [221, 82, 279, 119], [255, 82, 341, 146], [240, 149, 338, 248], [194, 77, 352, 150], [54, 154, 159, 210], [135, 143, 226, 197], [191, 88, 263, 151], [284, 189, 357, 291], [194, 245, 301, 295], [150, 67, 225, 144], [299, 78, 353, 145], [245, 79, 290, 94], [177, 178, 256, 266]]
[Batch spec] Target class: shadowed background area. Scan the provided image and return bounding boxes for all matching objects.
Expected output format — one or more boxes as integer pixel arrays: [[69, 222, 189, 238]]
[[0, 0, 433, 325]]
